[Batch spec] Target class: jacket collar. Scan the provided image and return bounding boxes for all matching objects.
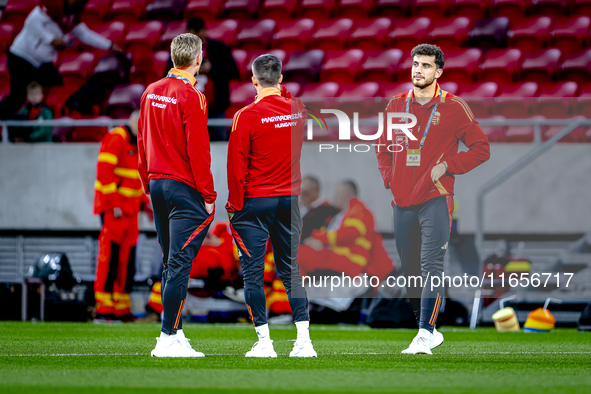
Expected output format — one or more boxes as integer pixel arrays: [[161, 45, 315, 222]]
[[255, 87, 281, 104], [410, 83, 441, 106], [167, 68, 197, 86]]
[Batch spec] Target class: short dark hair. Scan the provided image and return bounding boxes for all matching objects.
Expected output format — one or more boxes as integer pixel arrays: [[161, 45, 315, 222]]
[[252, 54, 282, 88], [341, 180, 358, 197], [303, 175, 320, 191], [411, 44, 445, 69], [187, 17, 206, 33]]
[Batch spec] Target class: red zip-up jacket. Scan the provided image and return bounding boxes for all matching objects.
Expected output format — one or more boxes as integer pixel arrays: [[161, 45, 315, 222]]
[[376, 84, 490, 208], [138, 68, 217, 203], [226, 87, 306, 212]]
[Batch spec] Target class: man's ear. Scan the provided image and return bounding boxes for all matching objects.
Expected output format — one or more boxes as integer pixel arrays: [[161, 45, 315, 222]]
[[252, 75, 258, 88], [435, 67, 443, 79], [278, 74, 283, 85]]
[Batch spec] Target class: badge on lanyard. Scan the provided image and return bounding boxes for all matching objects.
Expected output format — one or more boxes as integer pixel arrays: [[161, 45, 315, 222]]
[[406, 149, 421, 167], [404, 89, 441, 167]]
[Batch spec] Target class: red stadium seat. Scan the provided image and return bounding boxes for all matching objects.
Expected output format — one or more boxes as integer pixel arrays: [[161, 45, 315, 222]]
[[70, 116, 111, 142], [361, 49, 403, 82], [281, 81, 302, 97], [572, 0, 591, 16], [0, 0, 38, 27], [261, 0, 299, 20], [337, 0, 375, 18], [110, 0, 148, 23], [479, 48, 523, 83], [336, 82, 381, 114], [443, 48, 483, 83], [350, 18, 392, 50], [480, 115, 508, 142], [283, 49, 325, 84], [130, 50, 170, 85], [542, 115, 588, 143], [235, 19, 276, 50], [561, 50, 591, 82], [496, 82, 540, 118], [231, 49, 251, 80], [456, 82, 499, 118], [160, 20, 187, 50], [536, 81, 579, 118], [105, 84, 145, 118], [453, 0, 490, 20], [0, 23, 15, 53], [146, 0, 186, 21], [0, 55, 9, 92], [124, 21, 165, 59], [507, 16, 552, 50], [504, 115, 547, 142], [375, 0, 412, 18], [412, 0, 453, 18], [244, 49, 289, 80], [272, 18, 315, 51], [310, 18, 355, 51], [92, 54, 130, 84], [468, 17, 510, 49], [207, 19, 240, 47], [184, 0, 223, 20], [320, 49, 365, 82], [45, 85, 84, 117], [58, 52, 97, 87], [80, 0, 112, 26], [380, 81, 415, 98], [226, 81, 255, 118], [395, 54, 412, 81], [223, 0, 260, 20], [298, 0, 338, 19], [88, 21, 127, 55], [520, 48, 562, 83], [387, 17, 432, 52], [549, 16, 591, 56], [532, 0, 569, 16], [428, 17, 473, 49], [300, 82, 341, 109], [490, 0, 530, 21], [439, 81, 460, 94]]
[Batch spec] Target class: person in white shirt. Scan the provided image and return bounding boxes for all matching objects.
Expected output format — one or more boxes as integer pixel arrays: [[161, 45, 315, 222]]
[[0, 0, 123, 120]]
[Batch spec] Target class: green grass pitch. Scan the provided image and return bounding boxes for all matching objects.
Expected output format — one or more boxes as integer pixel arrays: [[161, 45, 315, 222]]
[[0, 322, 590, 393]]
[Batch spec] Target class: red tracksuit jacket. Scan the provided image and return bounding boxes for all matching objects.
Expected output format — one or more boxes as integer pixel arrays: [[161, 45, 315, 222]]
[[376, 84, 490, 208], [138, 68, 217, 203], [226, 87, 306, 212]]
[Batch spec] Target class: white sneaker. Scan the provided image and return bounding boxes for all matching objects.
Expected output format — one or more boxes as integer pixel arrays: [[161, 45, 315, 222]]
[[245, 340, 277, 358], [151, 335, 205, 358], [430, 327, 444, 349], [175, 329, 205, 357], [401, 334, 432, 355], [290, 340, 317, 357]]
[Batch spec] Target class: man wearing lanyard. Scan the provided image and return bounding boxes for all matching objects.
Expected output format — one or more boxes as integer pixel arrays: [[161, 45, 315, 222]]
[[376, 44, 490, 354]]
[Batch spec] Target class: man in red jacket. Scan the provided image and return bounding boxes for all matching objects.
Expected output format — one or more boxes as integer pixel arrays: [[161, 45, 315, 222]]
[[138, 33, 216, 358], [376, 44, 490, 355], [226, 54, 316, 358]]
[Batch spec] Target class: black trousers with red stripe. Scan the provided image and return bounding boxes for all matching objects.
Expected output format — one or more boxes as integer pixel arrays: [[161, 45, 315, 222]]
[[393, 196, 454, 333], [150, 179, 213, 335]]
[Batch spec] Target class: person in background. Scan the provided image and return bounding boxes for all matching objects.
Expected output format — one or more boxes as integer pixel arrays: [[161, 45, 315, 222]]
[[0, 0, 123, 120], [9, 82, 54, 142], [299, 175, 340, 241]]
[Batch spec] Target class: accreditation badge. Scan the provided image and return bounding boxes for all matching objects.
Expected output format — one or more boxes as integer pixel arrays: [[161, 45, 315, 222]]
[[406, 149, 421, 167]]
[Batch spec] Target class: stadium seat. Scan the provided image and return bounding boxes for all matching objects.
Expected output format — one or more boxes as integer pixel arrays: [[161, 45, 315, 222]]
[[271, 18, 316, 51], [283, 49, 325, 84], [456, 82, 499, 118], [160, 20, 187, 50], [0, 0, 38, 28], [532, 0, 569, 16], [520, 48, 562, 83], [0, 55, 9, 93], [207, 19, 240, 47], [387, 17, 431, 52], [374, 0, 412, 18], [542, 115, 588, 142], [507, 16, 552, 50], [146, 0, 186, 20], [561, 49, 591, 82], [310, 18, 355, 51], [495, 82, 540, 118], [438, 81, 460, 94], [70, 116, 111, 142], [428, 17, 473, 49], [80, 0, 112, 26], [320, 49, 365, 82], [337, 0, 375, 18], [110, 0, 148, 23], [480, 115, 508, 142], [443, 48, 483, 83], [235, 19, 276, 50], [395, 55, 412, 81], [124, 21, 165, 59], [380, 81, 414, 98], [300, 82, 341, 111], [130, 50, 170, 85], [453, 0, 490, 20], [222, 0, 260, 20], [226, 81, 255, 118], [350, 18, 392, 50], [549, 16, 591, 56], [0, 23, 15, 53], [45, 85, 84, 117], [336, 82, 381, 114], [490, 0, 530, 21], [184, 0, 223, 20], [468, 17, 510, 49], [504, 115, 547, 142], [92, 53, 129, 84], [260, 0, 299, 20], [576, 83, 591, 116], [281, 81, 302, 97], [535, 81, 579, 118], [412, 0, 453, 18], [243, 49, 289, 80], [360, 49, 403, 82], [298, 0, 338, 19], [572, 0, 591, 15], [479, 48, 523, 83], [88, 21, 127, 55], [58, 52, 97, 87], [231, 49, 251, 80], [105, 84, 145, 118]]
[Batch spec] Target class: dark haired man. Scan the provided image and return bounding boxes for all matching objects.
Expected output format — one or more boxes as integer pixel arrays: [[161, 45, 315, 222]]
[[226, 54, 316, 358], [376, 44, 490, 354]]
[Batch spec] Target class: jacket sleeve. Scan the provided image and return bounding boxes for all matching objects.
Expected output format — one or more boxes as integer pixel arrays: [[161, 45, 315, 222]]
[[225, 109, 250, 212], [312, 204, 369, 247], [183, 89, 217, 204], [71, 23, 112, 50], [137, 99, 150, 194], [94, 133, 123, 213], [446, 97, 491, 175], [375, 99, 395, 189]]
